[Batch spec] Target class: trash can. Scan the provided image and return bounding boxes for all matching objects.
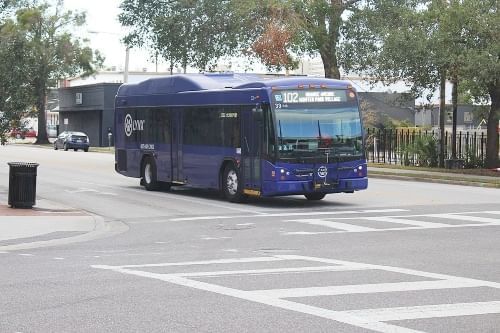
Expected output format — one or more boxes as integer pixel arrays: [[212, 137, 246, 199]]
[[8, 162, 39, 208]]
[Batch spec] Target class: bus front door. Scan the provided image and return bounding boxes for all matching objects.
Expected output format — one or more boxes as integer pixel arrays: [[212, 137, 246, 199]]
[[171, 109, 184, 183], [241, 106, 262, 193]]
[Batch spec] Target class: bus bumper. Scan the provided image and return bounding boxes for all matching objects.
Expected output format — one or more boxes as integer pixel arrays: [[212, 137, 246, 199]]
[[262, 177, 368, 197]]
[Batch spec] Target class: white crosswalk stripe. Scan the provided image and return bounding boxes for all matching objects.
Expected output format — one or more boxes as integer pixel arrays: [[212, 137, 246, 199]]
[[362, 216, 450, 228], [252, 279, 483, 298], [341, 301, 500, 323], [284, 211, 500, 235], [426, 213, 500, 224], [93, 255, 500, 333], [285, 219, 377, 232]]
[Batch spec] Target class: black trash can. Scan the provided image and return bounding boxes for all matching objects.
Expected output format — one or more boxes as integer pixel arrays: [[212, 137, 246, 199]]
[[8, 162, 39, 208]]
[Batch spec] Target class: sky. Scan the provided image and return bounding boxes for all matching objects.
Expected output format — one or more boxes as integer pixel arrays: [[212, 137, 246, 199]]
[[63, 0, 264, 73], [63, 0, 164, 72]]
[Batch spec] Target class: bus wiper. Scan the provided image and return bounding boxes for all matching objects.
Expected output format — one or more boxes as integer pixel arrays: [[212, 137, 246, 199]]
[[278, 120, 283, 146], [317, 120, 322, 146]]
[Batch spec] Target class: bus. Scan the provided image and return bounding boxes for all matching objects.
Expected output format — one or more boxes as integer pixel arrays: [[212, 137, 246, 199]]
[[114, 73, 367, 202]]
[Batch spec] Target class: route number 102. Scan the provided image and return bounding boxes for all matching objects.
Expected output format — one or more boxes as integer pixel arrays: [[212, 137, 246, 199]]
[[283, 92, 299, 103]]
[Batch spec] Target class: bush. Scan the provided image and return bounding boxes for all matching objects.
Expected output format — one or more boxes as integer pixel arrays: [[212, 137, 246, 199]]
[[398, 135, 438, 167]]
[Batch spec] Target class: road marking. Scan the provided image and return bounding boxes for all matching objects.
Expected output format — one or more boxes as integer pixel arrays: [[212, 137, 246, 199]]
[[283, 211, 500, 235], [362, 216, 450, 228], [170, 209, 409, 222], [200, 236, 232, 240], [18, 253, 33, 256], [110, 256, 287, 269], [252, 279, 483, 299], [341, 301, 500, 323], [427, 213, 500, 224], [93, 263, 421, 333], [484, 211, 500, 215], [53, 257, 65, 260], [286, 219, 377, 232], [93, 255, 500, 333], [173, 265, 368, 278], [64, 188, 117, 196], [222, 249, 239, 253]]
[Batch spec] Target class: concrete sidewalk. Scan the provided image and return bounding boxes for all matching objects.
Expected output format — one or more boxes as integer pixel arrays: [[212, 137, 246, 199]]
[[0, 195, 106, 252]]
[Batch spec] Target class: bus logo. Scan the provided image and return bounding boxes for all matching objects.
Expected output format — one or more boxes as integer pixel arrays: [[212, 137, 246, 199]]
[[318, 166, 328, 178], [124, 114, 145, 137]]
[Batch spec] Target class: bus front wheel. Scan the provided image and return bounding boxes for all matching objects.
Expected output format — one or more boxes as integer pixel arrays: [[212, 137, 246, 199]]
[[304, 193, 326, 201], [142, 157, 160, 191], [222, 164, 245, 203]]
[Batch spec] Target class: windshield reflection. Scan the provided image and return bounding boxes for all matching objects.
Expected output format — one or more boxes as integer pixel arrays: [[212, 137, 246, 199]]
[[274, 106, 363, 162]]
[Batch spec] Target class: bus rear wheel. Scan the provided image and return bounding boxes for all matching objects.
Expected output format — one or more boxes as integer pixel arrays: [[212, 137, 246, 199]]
[[142, 157, 160, 191], [222, 164, 245, 203], [304, 193, 326, 201]]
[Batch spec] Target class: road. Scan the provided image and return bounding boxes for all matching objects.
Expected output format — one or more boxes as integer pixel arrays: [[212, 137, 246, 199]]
[[0, 145, 499, 333]]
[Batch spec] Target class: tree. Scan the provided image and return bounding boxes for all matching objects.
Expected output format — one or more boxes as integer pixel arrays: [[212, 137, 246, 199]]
[[0, 0, 33, 144], [120, 0, 236, 73], [231, 0, 362, 78], [341, 0, 499, 168], [341, 0, 447, 164], [458, 0, 499, 168], [21, 1, 103, 144], [247, 11, 299, 71]]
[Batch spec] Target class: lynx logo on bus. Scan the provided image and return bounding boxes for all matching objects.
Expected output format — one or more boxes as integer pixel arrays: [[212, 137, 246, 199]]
[[124, 114, 145, 137], [317, 166, 328, 178]]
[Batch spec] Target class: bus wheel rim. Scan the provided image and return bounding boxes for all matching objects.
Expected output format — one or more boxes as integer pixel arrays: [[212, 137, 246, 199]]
[[226, 170, 238, 195], [145, 163, 152, 184]]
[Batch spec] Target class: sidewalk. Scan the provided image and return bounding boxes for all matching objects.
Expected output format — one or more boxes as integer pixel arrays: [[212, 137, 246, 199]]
[[0, 194, 105, 252], [369, 165, 500, 188]]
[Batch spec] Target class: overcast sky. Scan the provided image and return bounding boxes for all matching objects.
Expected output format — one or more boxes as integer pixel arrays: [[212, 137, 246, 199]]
[[63, 0, 160, 71]]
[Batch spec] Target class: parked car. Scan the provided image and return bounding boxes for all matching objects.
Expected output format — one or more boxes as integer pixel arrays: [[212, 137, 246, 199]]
[[53, 131, 90, 152], [10, 128, 37, 139]]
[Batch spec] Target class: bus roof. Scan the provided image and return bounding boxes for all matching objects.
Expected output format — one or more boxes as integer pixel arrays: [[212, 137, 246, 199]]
[[116, 73, 352, 97]]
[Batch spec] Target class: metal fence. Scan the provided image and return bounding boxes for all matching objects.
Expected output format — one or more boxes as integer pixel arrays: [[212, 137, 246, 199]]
[[365, 128, 497, 167]]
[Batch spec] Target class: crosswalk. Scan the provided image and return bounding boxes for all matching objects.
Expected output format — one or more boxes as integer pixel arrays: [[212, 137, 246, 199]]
[[93, 255, 500, 333], [284, 211, 500, 235]]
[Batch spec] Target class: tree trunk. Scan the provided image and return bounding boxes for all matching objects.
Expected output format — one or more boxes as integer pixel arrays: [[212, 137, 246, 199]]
[[451, 76, 458, 159], [34, 82, 49, 145], [320, 51, 341, 79], [485, 83, 500, 168], [439, 72, 446, 167]]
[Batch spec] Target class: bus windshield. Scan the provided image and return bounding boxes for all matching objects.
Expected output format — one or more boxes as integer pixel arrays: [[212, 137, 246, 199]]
[[272, 89, 363, 162]]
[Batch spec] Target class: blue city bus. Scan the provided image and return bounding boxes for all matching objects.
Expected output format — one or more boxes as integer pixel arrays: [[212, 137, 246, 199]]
[[114, 73, 367, 202]]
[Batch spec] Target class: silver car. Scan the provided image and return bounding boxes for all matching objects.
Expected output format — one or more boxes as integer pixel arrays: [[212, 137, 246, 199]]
[[53, 131, 90, 152]]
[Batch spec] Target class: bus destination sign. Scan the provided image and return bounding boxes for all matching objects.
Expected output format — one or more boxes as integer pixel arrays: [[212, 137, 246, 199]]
[[274, 90, 347, 105]]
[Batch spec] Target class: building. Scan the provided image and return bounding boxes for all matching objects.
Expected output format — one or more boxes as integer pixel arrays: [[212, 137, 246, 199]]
[[58, 83, 121, 147], [415, 104, 488, 130]]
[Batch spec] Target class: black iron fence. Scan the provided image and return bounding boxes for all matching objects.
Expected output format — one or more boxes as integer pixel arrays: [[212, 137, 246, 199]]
[[365, 128, 498, 168]]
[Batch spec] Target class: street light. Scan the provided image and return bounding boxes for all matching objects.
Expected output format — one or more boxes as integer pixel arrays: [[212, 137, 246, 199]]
[[87, 30, 130, 83]]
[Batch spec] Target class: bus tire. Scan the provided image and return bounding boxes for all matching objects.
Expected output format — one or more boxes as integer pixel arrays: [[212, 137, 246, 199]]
[[304, 193, 326, 201], [222, 164, 245, 203], [142, 157, 160, 191]]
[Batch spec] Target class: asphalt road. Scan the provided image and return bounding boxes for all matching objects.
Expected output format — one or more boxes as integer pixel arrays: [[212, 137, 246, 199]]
[[0, 145, 499, 333]]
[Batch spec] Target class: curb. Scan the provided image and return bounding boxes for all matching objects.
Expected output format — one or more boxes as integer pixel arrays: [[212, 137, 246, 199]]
[[369, 172, 500, 189], [0, 214, 129, 252]]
